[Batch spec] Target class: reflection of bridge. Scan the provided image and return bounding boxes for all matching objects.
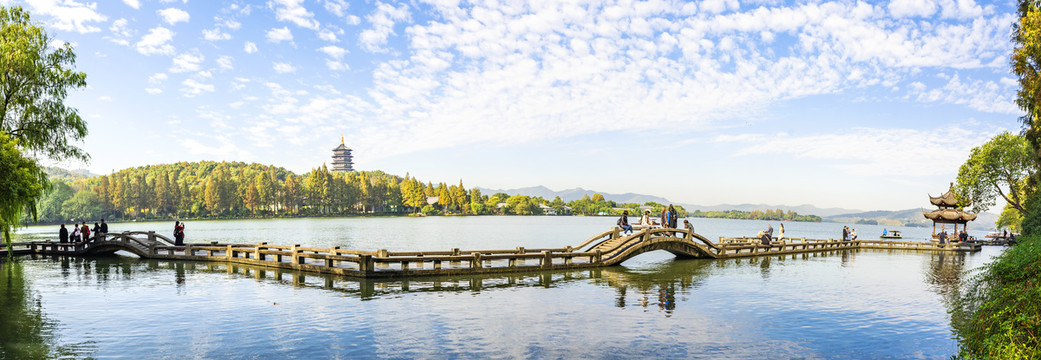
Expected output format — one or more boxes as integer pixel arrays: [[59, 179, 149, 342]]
[[9, 225, 981, 278]]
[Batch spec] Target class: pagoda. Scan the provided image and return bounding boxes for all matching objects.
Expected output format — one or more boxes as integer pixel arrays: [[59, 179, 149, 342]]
[[331, 136, 354, 172], [923, 182, 976, 238]]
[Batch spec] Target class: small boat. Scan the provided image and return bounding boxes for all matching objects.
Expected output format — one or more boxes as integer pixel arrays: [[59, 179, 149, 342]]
[[880, 230, 902, 239]]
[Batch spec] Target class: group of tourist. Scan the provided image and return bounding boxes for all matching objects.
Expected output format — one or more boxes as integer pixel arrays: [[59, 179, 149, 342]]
[[841, 226, 857, 241], [58, 219, 108, 243], [756, 223, 785, 245], [617, 205, 680, 235]]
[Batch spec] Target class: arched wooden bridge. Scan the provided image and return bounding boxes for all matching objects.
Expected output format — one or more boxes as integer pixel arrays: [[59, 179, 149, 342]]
[[7, 224, 981, 278]]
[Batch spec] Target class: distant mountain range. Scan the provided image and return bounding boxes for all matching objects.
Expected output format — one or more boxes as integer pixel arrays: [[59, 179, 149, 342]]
[[477, 185, 999, 229]]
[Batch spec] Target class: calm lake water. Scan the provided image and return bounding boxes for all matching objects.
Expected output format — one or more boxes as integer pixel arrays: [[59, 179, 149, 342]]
[[2, 216, 1001, 359]]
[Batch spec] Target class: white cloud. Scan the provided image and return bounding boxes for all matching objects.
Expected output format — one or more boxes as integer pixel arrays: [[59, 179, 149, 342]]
[[326, 60, 349, 71], [318, 29, 338, 42], [318, 45, 347, 59], [715, 127, 996, 177], [148, 73, 168, 84], [203, 28, 231, 41], [170, 52, 204, 73], [217, 56, 234, 70], [158, 8, 190, 25], [107, 18, 133, 46], [266, 27, 294, 43], [97, 95, 112, 101], [122, 0, 140, 9], [145, 88, 163, 94], [324, 0, 349, 17], [21, 0, 107, 33], [359, 2, 409, 52], [135, 27, 175, 55], [181, 78, 215, 96], [244, 41, 259, 54], [889, 0, 937, 17], [909, 75, 1019, 114], [270, 0, 319, 29], [273, 62, 297, 73], [179, 136, 252, 159]]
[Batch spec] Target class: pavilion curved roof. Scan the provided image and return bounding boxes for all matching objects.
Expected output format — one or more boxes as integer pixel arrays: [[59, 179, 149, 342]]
[[923, 208, 978, 223], [929, 182, 971, 207]]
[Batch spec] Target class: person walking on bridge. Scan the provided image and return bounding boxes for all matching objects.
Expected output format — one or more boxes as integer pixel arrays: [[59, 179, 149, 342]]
[[618, 211, 633, 235]]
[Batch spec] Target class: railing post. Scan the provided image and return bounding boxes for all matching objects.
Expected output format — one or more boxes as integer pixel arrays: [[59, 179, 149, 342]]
[[256, 243, 266, 261], [611, 227, 620, 239], [293, 244, 304, 264], [594, 249, 602, 263], [471, 252, 481, 269], [148, 231, 156, 245], [451, 248, 460, 266], [564, 246, 573, 265], [149, 244, 156, 256], [541, 251, 552, 268], [226, 245, 234, 260], [184, 244, 192, 257], [326, 246, 338, 267], [359, 254, 373, 274]]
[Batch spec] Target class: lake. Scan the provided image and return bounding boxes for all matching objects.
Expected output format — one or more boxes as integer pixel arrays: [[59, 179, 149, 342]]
[[1, 216, 999, 359]]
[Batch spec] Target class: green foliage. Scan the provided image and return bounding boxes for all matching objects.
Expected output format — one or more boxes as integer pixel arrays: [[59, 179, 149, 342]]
[[1015, 0, 1041, 156], [420, 204, 439, 216], [953, 235, 1041, 359], [1022, 191, 1041, 237], [998, 203, 1024, 232], [0, 132, 46, 247], [35, 179, 73, 223], [60, 190, 101, 222], [0, 6, 89, 162], [689, 209, 821, 222], [955, 132, 1035, 214]]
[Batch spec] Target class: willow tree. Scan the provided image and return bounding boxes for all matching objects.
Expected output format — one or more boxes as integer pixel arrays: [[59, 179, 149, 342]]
[[0, 6, 88, 246], [0, 134, 46, 247]]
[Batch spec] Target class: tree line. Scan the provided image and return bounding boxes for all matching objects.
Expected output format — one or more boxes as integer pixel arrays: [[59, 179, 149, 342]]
[[30, 161, 703, 224], [688, 209, 821, 222]]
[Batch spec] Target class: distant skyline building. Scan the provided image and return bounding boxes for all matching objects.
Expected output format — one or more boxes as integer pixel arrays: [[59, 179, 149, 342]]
[[331, 136, 354, 172]]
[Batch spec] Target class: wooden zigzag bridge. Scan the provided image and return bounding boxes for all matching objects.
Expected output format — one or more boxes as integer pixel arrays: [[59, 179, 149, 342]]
[[4, 223, 983, 278]]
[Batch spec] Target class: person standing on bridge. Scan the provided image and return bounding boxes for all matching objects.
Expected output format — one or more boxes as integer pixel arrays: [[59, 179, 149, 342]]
[[175, 221, 186, 246], [668, 205, 678, 230], [92, 222, 100, 241], [70, 225, 79, 243], [778, 223, 785, 241], [638, 210, 652, 229], [59, 224, 68, 243], [79, 222, 90, 242], [617, 211, 633, 235], [99, 219, 108, 237]]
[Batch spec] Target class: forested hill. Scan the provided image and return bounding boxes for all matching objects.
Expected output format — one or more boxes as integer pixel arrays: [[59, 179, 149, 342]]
[[29, 161, 678, 224]]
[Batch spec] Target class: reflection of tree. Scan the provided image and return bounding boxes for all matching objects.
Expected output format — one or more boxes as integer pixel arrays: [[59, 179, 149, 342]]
[[0, 260, 76, 358], [924, 252, 967, 299]]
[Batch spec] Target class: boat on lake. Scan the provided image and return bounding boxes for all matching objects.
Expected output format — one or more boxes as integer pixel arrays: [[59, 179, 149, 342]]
[[880, 230, 902, 239]]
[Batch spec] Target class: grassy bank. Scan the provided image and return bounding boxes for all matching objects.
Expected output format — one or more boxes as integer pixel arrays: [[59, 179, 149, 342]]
[[954, 235, 1041, 358]]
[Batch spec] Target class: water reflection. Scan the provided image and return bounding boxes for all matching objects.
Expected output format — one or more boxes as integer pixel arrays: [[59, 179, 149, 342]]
[[0, 259, 87, 359]]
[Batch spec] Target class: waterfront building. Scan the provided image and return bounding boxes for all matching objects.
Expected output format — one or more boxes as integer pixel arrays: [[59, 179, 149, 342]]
[[331, 136, 354, 172], [923, 183, 977, 238]]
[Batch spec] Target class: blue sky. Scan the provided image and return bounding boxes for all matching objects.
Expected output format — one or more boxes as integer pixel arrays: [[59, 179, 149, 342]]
[[5, 0, 1022, 211]]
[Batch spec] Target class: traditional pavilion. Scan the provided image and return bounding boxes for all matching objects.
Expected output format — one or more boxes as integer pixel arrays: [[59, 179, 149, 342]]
[[331, 136, 354, 172], [923, 182, 977, 238]]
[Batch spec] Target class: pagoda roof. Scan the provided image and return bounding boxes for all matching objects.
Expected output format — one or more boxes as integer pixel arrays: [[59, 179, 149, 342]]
[[929, 182, 970, 207], [923, 208, 977, 223], [332, 143, 352, 151]]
